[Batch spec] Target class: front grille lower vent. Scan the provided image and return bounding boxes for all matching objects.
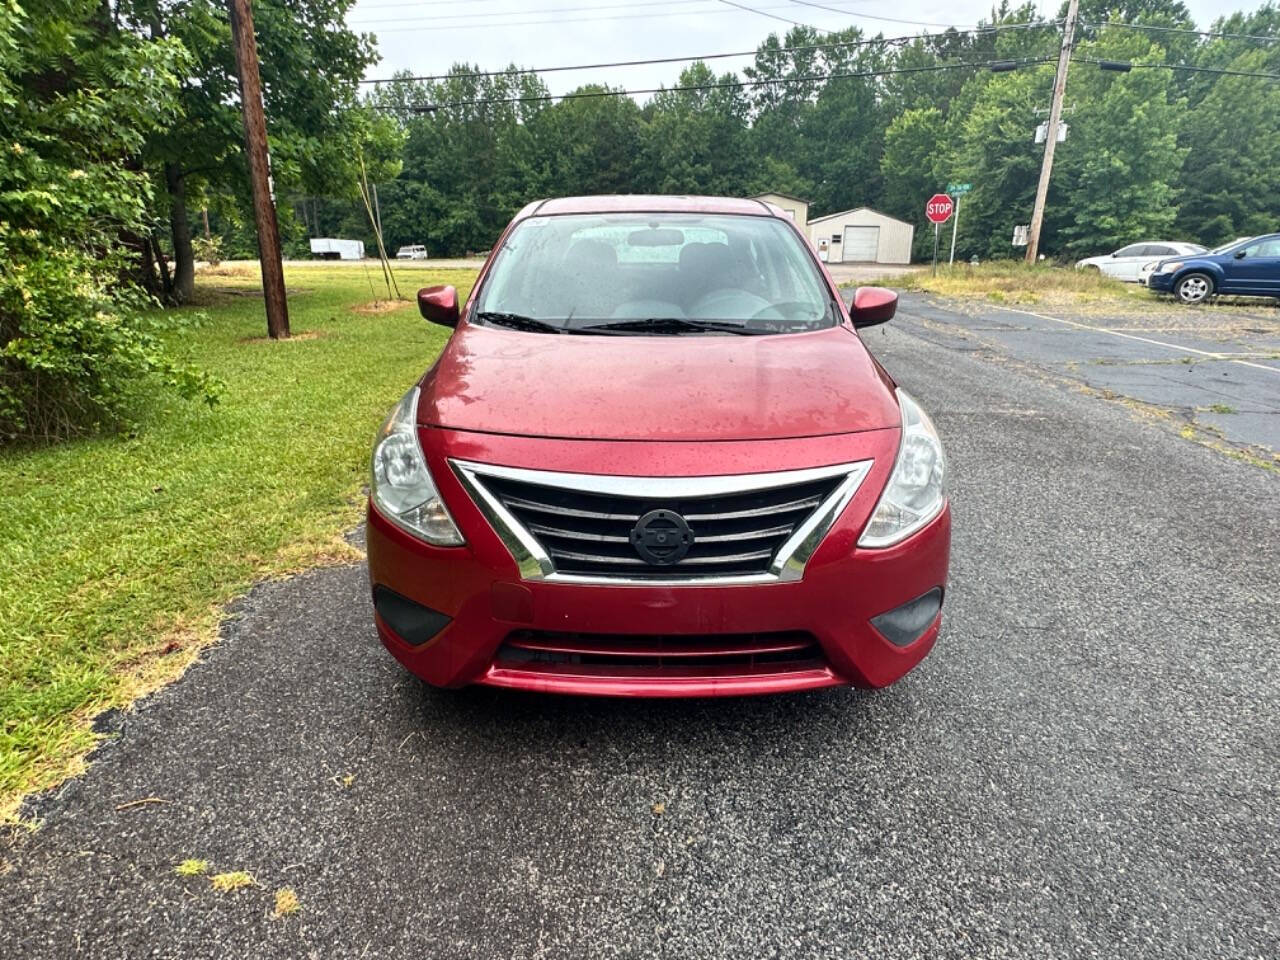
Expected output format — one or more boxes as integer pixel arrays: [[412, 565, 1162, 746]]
[[498, 630, 824, 670], [452, 459, 873, 583]]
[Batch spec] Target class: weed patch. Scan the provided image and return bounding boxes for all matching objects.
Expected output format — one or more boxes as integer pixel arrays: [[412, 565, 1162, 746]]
[[210, 871, 255, 893], [274, 887, 301, 917]]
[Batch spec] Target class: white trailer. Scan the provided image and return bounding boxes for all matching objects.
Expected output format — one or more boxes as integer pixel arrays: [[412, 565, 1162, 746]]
[[309, 238, 365, 261]]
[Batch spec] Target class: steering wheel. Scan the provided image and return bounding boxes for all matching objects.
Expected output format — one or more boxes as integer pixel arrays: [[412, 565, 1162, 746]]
[[689, 289, 777, 321], [751, 300, 825, 321]]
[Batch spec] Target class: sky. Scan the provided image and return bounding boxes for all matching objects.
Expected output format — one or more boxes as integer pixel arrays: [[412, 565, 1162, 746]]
[[348, 0, 1259, 96]]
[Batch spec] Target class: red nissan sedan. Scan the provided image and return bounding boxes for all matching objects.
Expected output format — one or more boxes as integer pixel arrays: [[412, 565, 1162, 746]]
[[367, 196, 950, 697]]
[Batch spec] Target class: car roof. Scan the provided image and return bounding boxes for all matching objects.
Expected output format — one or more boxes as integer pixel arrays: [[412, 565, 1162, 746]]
[[525, 195, 777, 218]]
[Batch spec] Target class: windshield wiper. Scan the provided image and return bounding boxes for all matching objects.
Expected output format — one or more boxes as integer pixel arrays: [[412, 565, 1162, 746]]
[[473, 311, 565, 334], [577, 317, 759, 336]]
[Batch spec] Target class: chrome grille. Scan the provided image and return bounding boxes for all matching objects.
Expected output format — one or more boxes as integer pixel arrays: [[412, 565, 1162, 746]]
[[451, 459, 873, 584]]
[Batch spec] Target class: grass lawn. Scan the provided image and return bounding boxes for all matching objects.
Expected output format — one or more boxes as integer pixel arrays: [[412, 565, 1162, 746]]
[[0, 263, 475, 822], [883, 260, 1280, 316], [879, 260, 1147, 306]]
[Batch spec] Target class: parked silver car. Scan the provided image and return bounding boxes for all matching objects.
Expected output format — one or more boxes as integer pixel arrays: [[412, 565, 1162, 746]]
[[1077, 241, 1206, 282]]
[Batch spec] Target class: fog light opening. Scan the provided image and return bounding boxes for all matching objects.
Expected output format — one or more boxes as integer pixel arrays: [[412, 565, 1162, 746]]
[[373, 586, 452, 646], [870, 587, 944, 648]]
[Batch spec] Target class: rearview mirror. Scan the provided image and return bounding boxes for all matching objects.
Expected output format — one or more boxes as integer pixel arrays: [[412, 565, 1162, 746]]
[[627, 227, 684, 247], [418, 285, 459, 327], [849, 286, 897, 328]]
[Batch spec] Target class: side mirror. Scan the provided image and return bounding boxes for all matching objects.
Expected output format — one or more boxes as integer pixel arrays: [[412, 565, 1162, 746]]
[[1234, 250, 1248, 259], [417, 285, 459, 327], [849, 286, 897, 328]]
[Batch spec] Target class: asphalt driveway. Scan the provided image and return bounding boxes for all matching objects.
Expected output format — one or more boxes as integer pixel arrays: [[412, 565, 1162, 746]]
[[3, 305, 1278, 958], [889, 292, 1280, 454]]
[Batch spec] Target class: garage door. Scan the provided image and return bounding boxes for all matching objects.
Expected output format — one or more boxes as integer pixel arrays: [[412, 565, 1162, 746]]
[[841, 225, 879, 262]]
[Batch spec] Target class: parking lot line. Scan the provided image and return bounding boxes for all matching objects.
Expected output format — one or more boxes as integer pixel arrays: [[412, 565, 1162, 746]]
[[994, 306, 1280, 375]]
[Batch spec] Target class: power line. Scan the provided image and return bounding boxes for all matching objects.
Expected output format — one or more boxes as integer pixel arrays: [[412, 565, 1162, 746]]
[[1072, 56, 1280, 79], [386, 57, 1056, 110], [359, 22, 1063, 84], [346, 0, 996, 33], [356, 0, 690, 7], [356, 0, 547, 6], [715, 0, 825, 33], [1082, 19, 1280, 45], [351, 0, 721, 27], [784, 0, 976, 30], [793, 0, 1070, 32]]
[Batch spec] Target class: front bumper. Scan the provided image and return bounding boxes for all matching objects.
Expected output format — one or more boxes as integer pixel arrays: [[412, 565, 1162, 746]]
[[367, 428, 950, 697], [1147, 271, 1175, 293]]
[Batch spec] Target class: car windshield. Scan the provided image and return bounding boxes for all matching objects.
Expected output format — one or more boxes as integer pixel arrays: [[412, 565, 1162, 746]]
[[1209, 237, 1253, 255], [472, 213, 835, 334]]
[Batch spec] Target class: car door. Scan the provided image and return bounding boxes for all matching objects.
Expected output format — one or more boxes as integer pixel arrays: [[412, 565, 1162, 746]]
[[1106, 244, 1147, 280], [1223, 236, 1280, 294], [1131, 245, 1172, 281]]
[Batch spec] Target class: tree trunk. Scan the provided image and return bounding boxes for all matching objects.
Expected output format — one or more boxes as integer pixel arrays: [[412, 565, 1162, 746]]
[[164, 162, 195, 304], [137, 232, 158, 296], [150, 234, 173, 300]]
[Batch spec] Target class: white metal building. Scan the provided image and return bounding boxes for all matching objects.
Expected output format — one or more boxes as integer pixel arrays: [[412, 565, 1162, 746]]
[[309, 237, 365, 260], [750, 192, 809, 231], [806, 207, 914, 264]]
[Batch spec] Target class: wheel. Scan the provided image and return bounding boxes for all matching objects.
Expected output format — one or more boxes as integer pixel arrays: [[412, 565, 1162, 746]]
[[1175, 272, 1213, 304]]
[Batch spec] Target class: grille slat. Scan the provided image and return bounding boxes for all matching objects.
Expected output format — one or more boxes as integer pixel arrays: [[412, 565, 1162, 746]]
[[527, 522, 630, 543], [500, 495, 638, 521], [696, 523, 795, 543], [683, 495, 822, 521], [499, 630, 824, 670], [478, 471, 846, 580]]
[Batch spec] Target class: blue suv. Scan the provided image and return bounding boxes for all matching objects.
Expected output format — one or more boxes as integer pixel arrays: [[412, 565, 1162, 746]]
[[1148, 233, 1280, 303]]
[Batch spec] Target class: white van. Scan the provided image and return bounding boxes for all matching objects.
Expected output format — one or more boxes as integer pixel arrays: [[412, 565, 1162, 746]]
[[396, 245, 429, 260]]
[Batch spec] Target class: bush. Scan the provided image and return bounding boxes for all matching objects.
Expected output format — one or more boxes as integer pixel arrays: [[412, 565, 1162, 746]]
[[0, 1, 219, 443], [0, 228, 220, 440], [192, 234, 223, 266]]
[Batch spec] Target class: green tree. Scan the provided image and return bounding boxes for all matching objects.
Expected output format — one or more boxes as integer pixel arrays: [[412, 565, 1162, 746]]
[[369, 67, 550, 257], [1, 0, 217, 440], [638, 63, 755, 197], [1174, 49, 1280, 242], [880, 108, 945, 259], [945, 65, 1049, 258], [1051, 31, 1186, 256], [124, 0, 381, 303], [530, 86, 644, 197]]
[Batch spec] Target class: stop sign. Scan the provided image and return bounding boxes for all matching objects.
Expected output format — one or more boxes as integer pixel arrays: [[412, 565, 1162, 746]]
[[925, 193, 954, 224]]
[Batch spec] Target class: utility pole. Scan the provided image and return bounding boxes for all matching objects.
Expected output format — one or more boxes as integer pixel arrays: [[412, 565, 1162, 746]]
[[228, 0, 289, 339], [949, 195, 960, 265], [1025, 0, 1079, 265]]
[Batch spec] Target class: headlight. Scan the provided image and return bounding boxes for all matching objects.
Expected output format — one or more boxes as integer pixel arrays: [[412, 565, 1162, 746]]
[[858, 390, 946, 548], [371, 386, 464, 545], [1158, 261, 1183, 274]]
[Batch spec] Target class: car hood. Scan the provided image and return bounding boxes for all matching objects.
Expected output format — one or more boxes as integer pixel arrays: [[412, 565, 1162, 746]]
[[417, 322, 900, 442]]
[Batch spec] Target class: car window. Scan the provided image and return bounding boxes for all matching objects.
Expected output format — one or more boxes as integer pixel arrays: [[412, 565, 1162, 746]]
[[1239, 237, 1280, 258], [1210, 237, 1252, 255], [474, 213, 834, 333], [1144, 245, 1173, 257], [1114, 244, 1146, 257]]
